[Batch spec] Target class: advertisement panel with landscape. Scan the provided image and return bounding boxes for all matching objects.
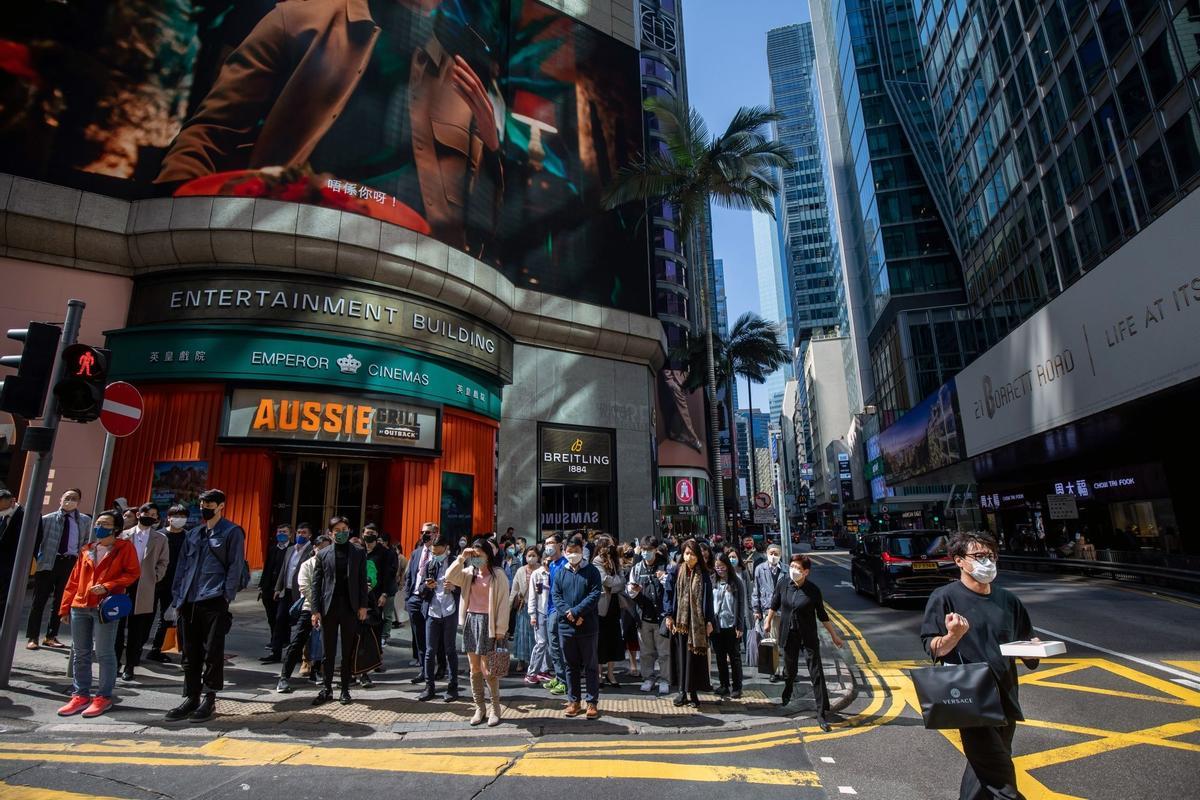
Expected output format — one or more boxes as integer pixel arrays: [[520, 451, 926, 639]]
[[876, 380, 964, 485], [0, 0, 648, 313]]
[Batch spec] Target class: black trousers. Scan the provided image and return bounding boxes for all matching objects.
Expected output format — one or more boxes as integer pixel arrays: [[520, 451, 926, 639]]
[[269, 591, 294, 655], [262, 588, 279, 638], [712, 627, 743, 691], [406, 596, 427, 674], [26, 556, 75, 640], [562, 632, 600, 704], [321, 596, 358, 690], [959, 722, 1025, 800], [115, 603, 155, 671], [178, 596, 230, 698], [281, 611, 315, 679], [149, 580, 174, 653], [424, 614, 458, 692], [782, 635, 829, 718]]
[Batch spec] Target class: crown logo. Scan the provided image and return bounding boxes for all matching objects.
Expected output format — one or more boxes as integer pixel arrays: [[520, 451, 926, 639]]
[[337, 353, 362, 374], [570, 438, 584, 453]]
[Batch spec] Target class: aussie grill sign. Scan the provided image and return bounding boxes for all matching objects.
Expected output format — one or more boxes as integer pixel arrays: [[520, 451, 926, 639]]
[[223, 388, 439, 451], [539, 426, 614, 484]]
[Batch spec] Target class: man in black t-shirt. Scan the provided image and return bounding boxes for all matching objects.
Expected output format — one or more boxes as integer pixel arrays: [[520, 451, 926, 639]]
[[921, 531, 1040, 800]]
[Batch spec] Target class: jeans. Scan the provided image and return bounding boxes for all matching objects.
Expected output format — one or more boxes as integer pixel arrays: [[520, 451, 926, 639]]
[[562, 632, 599, 703], [527, 613, 550, 676], [638, 619, 671, 678], [546, 609, 566, 683], [26, 556, 75, 640], [70, 608, 118, 698], [424, 614, 458, 692]]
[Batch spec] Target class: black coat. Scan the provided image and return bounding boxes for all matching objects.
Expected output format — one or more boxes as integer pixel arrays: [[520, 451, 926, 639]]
[[312, 543, 370, 616], [273, 541, 314, 597], [0, 504, 25, 595], [366, 544, 398, 597], [259, 541, 288, 591]]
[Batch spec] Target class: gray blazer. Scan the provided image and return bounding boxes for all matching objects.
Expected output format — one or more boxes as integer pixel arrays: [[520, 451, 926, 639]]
[[34, 509, 92, 572], [123, 528, 170, 615]]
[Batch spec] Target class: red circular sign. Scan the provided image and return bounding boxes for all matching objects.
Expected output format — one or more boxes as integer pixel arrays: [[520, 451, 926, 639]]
[[675, 478, 694, 505], [100, 381, 144, 438]]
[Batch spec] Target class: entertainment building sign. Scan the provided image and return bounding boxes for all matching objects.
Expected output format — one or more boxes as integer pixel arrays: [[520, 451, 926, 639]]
[[958, 188, 1200, 457], [128, 275, 514, 382]]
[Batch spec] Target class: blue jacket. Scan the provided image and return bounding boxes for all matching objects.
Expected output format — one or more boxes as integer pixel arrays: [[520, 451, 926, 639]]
[[171, 517, 246, 607], [662, 565, 717, 627], [544, 555, 567, 615], [552, 562, 602, 637]]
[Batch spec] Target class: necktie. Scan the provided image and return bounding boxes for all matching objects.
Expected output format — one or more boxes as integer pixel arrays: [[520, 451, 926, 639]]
[[58, 513, 72, 555], [417, 546, 430, 587]]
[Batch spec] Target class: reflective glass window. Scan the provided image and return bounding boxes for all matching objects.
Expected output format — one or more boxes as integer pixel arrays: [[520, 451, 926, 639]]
[[1172, 1, 1200, 73], [1098, 1, 1130, 59], [1143, 34, 1186, 105], [1137, 140, 1175, 209], [1165, 112, 1200, 183], [1117, 66, 1153, 131]]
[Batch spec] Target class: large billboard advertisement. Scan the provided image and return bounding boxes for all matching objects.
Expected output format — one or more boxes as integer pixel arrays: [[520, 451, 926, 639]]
[[957, 188, 1200, 457], [0, 0, 648, 314], [877, 380, 964, 485], [655, 369, 709, 471]]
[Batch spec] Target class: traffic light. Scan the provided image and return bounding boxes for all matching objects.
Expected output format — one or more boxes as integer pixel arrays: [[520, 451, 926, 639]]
[[53, 344, 110, 422], [0, 323, 62, 418]]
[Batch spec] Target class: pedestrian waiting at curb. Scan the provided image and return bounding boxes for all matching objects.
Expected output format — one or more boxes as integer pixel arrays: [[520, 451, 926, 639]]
[[666, 538, 715, 708], [509, 544, 539, 677], [445, 538, 510, 727], [524, 545, 553, 685], [310, 517, 370, 706], [712, 551, 746, 699], [145, 504, 189, 663], [552, 533, 603, 719], [540, 532, 569, 696], [417, 530, 461, 702], [627, 536, 671, 696], [752, 543, 785, 682], [276, 533, 329, 693], [115, 502, 168, 683], [56, 509, 140, 719], [27, 489, 90, 651], [764, 553, 845, 732]]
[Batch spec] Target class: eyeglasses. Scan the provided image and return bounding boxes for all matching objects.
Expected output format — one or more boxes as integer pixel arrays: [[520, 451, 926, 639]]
[[962, 552, 997, 562]]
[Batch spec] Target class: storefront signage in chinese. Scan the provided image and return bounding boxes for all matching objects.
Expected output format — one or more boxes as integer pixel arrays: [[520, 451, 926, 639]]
[[106, 326, 502, 418], [538, 426, 614, 484], [126, 274, 513, 381], [224, 388, 439, 451]]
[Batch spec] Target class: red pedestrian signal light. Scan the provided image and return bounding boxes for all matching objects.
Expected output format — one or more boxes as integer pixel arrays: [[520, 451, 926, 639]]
[[54, 344, 110, 422]]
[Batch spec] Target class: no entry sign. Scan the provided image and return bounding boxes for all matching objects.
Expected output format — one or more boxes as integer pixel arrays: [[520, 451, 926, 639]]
[[100, 381, 144, 437]]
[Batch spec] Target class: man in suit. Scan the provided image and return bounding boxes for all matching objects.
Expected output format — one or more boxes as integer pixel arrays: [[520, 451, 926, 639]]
[[258, 523, 292, 663], [403, 522, 437, 682], [268, 522, 313, 664], [310, 517, 369, 705], [0, 489, 25, 624], [116, 503, 170, 681], [26, 489, 91, 650]]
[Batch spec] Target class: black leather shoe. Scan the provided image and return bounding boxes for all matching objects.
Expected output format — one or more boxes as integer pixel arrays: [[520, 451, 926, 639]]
[[146, 651, 171, 663], [434, 668, 446, 680], [409, 675, 425, 685], [730, 689, 743, 699], [715, 685, 730, 696], [165, 698, 199, 721], [443, 689, 461, 702], [120, 668, 135, 682], [818, 717, 832, 732], [672, 692, 686, 707], [189, 694, 216, 723], [769, 674, 781, 683], [259, 654, 282, 664], [339, 688, 353, 705], [417, 687, 437, 702], [358, 674, 373, 688], [780, 693, 792, 707], [313, 688, 333, 706]]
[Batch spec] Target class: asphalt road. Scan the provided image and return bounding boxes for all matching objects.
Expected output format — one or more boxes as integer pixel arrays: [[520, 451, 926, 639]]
[[1, 554, 1197, 800]]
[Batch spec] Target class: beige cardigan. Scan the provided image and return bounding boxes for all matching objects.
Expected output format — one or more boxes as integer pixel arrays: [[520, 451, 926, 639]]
[[445, 557, 511, 637]]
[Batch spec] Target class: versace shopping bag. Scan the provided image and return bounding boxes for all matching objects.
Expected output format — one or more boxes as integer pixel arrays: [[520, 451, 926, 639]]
[[910, 660, 1006, 729]]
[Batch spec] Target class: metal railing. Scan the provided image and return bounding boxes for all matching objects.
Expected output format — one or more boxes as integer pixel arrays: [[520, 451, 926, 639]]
[[1000, 552, 1200, 595]]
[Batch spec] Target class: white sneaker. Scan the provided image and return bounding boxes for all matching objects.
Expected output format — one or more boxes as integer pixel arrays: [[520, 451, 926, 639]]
[[639, 678, 654, 692], [656, 679, 669, 695]]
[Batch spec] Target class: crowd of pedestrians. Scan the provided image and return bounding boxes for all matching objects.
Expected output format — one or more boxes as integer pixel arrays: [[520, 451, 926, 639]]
[[4, 486, 846, 726]]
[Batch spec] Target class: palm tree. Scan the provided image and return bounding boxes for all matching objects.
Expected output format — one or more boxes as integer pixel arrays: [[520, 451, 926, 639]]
[[677, 312, 790, 508], [603, 96, 791, 535]]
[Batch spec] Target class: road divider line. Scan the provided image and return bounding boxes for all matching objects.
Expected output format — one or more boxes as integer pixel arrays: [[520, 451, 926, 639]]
[[1033, 626, 1200, 682], [0, 780, 129, 800], [506, 756, 821, 786], [1029, 679, 1199, 707]]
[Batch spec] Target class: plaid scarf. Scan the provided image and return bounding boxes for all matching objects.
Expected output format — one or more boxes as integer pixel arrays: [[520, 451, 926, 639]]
[[675, 565, 708, 654]]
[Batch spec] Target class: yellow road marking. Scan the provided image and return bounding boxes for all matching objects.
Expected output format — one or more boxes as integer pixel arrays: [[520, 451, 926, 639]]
[[1019, 718, 1200, 753], [826, 605, 879, 664], [1019, 662, 1092, 684], [527, 726, 800, 749], [0, 781, 128, 800], [1166, 660, 1200, 673], [506, 757, 820, 786], [1028, 680, 1199, 706], [1015, 716, 1200, 770]]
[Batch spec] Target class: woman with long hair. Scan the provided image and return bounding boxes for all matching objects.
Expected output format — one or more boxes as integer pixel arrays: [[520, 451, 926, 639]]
[[593, 538, 627, 687], [711, 552, 747, 698], [509, 544, 539, 676], [618, 542, 641, 677], [445, 537, 511, 726], [666, 538, 715, 707]]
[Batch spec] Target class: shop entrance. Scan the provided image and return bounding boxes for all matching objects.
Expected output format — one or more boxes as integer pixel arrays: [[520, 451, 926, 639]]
[[271, 456, 391, 533]]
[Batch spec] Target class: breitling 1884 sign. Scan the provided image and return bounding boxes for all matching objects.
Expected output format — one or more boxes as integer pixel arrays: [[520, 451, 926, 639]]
[[538, 426, 614, 484]]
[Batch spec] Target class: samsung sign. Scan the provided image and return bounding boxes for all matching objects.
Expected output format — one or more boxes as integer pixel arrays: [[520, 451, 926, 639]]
[[958, 189, 1200, 457]]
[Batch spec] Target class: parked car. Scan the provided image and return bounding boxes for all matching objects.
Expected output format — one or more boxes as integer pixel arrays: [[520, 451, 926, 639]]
[[811, 530, 836, 550], [850, 530, 956, 604]]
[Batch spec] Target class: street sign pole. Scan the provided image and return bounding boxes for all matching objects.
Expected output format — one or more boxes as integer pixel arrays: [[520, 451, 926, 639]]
[[92, 431, 115, 519], [0, 299, 84, 688]]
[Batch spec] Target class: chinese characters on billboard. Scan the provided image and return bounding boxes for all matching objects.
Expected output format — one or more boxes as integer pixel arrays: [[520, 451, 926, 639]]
[[0, 0, 648, 314]]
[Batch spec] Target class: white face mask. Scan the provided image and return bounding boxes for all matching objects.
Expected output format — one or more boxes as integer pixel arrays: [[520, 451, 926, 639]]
[[168, 516, 188, 529], [566, 551, 583, 565], [62, 499, 78, 512], [0, 506, 14, 519], [545, 544, 558, 557], [966, 557, 997, 584], [768, 554, 781, 566], [789, 567, 806, 583]]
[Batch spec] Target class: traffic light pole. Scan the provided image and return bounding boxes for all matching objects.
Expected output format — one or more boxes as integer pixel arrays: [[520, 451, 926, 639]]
[[0, 299, 84, 688]]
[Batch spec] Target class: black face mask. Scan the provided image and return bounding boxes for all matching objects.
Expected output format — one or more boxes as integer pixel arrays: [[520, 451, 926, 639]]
[[363, 535, 379, 545], [138, 515, 156, 527], [200, 508, 216, 521]]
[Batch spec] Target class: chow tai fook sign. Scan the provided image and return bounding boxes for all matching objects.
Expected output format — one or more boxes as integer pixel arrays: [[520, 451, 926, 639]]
[[958, 188, 1200, 457], [538, 426, 614, 484], [224, 389, 439, 452]]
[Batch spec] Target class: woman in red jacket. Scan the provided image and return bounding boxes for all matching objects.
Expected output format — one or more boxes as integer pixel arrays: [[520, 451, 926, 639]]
[[56, 509, 140, 718]]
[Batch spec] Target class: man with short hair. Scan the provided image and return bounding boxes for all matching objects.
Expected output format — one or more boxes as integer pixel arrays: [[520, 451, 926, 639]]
[[259, 523, 293, 663], [276, 533, 330, 693], [26, 489, 90, 650], [416, 530, 460, 702], [0, 489, 25, 624], [117, 503, 169, 681], [742, 536, 766, 572], [922, 532, 1040, 800], [166, 489, 245, 723], [553, 534, 603, 719], [404, 522, 437, 681], [270, 522, 313, 665], [311, 516, 370, 705], [627, 535, 671, 695], [540, 533, 568, 696], [147, 505, 189, 662], [361, 527, 397, 684]]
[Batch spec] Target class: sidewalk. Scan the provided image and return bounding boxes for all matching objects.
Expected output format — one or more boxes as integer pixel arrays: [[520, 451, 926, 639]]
[[1, 590, 857, 741]]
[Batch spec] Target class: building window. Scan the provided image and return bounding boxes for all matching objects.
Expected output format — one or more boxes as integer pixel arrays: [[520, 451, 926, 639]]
[[1137, 140, 1175, 210], [1143, 33, 1185, 105], [641, 10, 678, 54], [1165, 112, 1200, 184]]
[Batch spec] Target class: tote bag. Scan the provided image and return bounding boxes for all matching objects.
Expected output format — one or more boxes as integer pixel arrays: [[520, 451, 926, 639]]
[[910, 658, 1006, 729], [352, 624, 383, 675]]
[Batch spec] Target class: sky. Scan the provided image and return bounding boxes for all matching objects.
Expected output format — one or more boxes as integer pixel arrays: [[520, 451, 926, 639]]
[[681, 0, 812, 410]]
